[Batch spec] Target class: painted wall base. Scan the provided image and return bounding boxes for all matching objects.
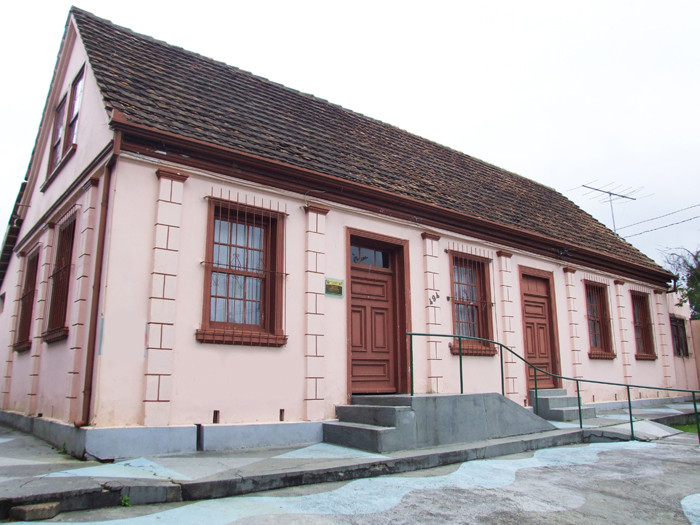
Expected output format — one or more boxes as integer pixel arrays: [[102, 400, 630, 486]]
[[0, 410, 322, 460], [520, 394, 695, 414], [587, 394, 694, 412]]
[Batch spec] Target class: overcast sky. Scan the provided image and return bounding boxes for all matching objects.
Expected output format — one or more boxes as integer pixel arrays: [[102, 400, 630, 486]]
[[2, 1, 698, 267]]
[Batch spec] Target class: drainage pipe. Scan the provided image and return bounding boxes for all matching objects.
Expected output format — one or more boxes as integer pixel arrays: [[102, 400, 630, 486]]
[[75, 140, 118, 427]]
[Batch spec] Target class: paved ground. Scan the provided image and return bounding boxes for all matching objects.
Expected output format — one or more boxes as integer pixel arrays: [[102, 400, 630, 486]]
[[15, 435, 700, 524], [1, 401, 698, 523]]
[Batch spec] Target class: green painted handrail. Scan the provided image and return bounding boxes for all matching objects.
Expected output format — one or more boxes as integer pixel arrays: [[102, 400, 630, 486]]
[[406, 332, 700, 444]]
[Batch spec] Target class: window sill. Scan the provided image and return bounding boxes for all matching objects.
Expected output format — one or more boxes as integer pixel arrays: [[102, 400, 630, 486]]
[[635, 353, 657, 361], [450, 342, 497, 357], [41, 144, 76, 193], [42, 327, 69, 344], [13, 340, 31, 353], [588, 351, 616, 360], [196, 328, 287, 347]]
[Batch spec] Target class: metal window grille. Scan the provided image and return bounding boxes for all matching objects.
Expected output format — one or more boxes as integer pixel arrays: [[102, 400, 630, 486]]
[[451, 254, 492, 345], [198, 194, 287, 346], [585, 283, 613, 355], [210, 206, 266, 326], [670, 317, 689, 357], [15, 252, 39, 349], [45, 214, 77, 336], [631, 292, 655, 357]]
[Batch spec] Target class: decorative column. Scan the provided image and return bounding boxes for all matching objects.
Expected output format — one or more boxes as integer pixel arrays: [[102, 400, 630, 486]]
[[496, 251, 519, 401], [27, 226, 56, 415], [66, 180, 100, 422], [562, 268, 583, 380], [304, 205, 329, 420], [653, 290, 672, 388], [422, 233, 442, 393], [614, 280, 632, 384], [143, 169, 188, 426], [2, 247, 41, 410]]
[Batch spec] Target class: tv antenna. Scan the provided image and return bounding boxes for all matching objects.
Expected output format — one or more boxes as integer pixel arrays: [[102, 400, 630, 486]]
[[582, 184, 637, 232]]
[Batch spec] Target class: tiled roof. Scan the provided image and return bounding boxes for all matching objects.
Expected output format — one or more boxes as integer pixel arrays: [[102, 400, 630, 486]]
[[71, 8, 665, 275]]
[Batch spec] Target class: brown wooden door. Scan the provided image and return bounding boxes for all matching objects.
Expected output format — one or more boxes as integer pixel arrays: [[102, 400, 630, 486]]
[[349, 245, 398, 393], [521, 273, 558, 390]]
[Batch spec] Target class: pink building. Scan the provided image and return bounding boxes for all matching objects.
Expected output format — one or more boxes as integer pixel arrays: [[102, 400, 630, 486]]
[[0, 8, 696, 458]]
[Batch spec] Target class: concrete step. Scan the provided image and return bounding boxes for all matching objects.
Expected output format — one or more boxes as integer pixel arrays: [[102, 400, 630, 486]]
[[335, 405, 411, 427], [322, 421, 399, 453], [351, 395, 414, 406], [535, 395, 579, 410], [541, 406, 597, 422], [530, 388, 569, 401]]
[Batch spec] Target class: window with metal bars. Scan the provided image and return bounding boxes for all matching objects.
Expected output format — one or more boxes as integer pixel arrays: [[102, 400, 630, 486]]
[[585, 282, 614, 359], [48, 67, 84, 176], [631, 291, 656, 360], [14, 251, 40, 351], [196, 199, 287, 346], [449, 252, 495, 356], [42, 215, 77, 343], [670, 317, 689, 357]]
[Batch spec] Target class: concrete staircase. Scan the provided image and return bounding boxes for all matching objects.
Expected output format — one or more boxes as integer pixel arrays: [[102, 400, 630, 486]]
[[323, 393, 556, 453], [529, 388, 596, 421], [323, 397, 416, 453]]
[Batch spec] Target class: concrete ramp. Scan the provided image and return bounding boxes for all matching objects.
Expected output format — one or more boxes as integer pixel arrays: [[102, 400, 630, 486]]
[[324, 393, 556, 453]]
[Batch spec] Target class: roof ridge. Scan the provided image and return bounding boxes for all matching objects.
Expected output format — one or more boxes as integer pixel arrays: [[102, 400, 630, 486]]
[[68, 7, 526, 179]]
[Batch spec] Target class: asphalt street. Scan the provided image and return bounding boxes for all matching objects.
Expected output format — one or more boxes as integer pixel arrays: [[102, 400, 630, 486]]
[[22, 434, 700, 525]]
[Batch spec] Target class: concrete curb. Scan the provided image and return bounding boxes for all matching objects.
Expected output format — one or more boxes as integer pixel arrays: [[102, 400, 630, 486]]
[[0, 479, 180, 520], [1, 429, 585, 519], [180, 428, 585, 500], [2, 418, 693, 519]]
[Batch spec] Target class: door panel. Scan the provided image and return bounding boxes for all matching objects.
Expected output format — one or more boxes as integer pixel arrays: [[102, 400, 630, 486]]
[[350, 255, 397, 394], [521, 274, 558, 390]]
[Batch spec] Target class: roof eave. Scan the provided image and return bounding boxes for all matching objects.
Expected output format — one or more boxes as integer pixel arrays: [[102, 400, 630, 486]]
[[109, 112, 672, 288]]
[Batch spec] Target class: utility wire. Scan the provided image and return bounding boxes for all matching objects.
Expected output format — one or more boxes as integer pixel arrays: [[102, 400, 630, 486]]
[[624, 215, 700, 238], [617, 203, 700, 231]]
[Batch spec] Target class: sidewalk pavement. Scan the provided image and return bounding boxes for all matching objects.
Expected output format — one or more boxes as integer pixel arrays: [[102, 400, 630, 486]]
[[1, 401, 698, 521]]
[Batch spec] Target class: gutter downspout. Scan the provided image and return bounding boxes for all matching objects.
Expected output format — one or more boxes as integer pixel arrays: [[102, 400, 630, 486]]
[[75, 135, 119, 427]]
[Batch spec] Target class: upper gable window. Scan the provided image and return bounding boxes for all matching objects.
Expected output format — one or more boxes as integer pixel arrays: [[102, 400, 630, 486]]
[[48, 67, 84, 177], [585, 282, 614, 359], [449, 252, 495, 356]]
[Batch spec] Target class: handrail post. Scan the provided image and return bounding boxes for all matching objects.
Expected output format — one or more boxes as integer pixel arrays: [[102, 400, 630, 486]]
[[533, 369, 539, 416], [499, 343, 505, 396], [458, 338, 464, 395], [576, 380, 583, 429], [693, 391, 699, 446], [627, 385, 634, 440], [410, 334, 414, 397]]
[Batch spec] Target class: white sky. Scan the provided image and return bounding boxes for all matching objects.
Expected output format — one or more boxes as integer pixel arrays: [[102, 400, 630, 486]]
[[1, 1, 698, 267]]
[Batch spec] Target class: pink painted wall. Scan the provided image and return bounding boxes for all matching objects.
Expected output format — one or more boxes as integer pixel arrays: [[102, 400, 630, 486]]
[[0, 21, 112, 422], [85, 152, 698, 428]]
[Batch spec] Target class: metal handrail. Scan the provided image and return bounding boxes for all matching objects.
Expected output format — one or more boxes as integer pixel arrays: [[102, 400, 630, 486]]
[[407, 332, 700, 444]]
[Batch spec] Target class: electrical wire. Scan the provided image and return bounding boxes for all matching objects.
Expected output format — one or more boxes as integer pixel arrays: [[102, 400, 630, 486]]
[[617, 203, 700, 231], [624, 215, 700, 238]]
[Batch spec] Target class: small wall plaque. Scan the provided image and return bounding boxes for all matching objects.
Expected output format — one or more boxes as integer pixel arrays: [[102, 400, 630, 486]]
[[325, 278, 344, 297]]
